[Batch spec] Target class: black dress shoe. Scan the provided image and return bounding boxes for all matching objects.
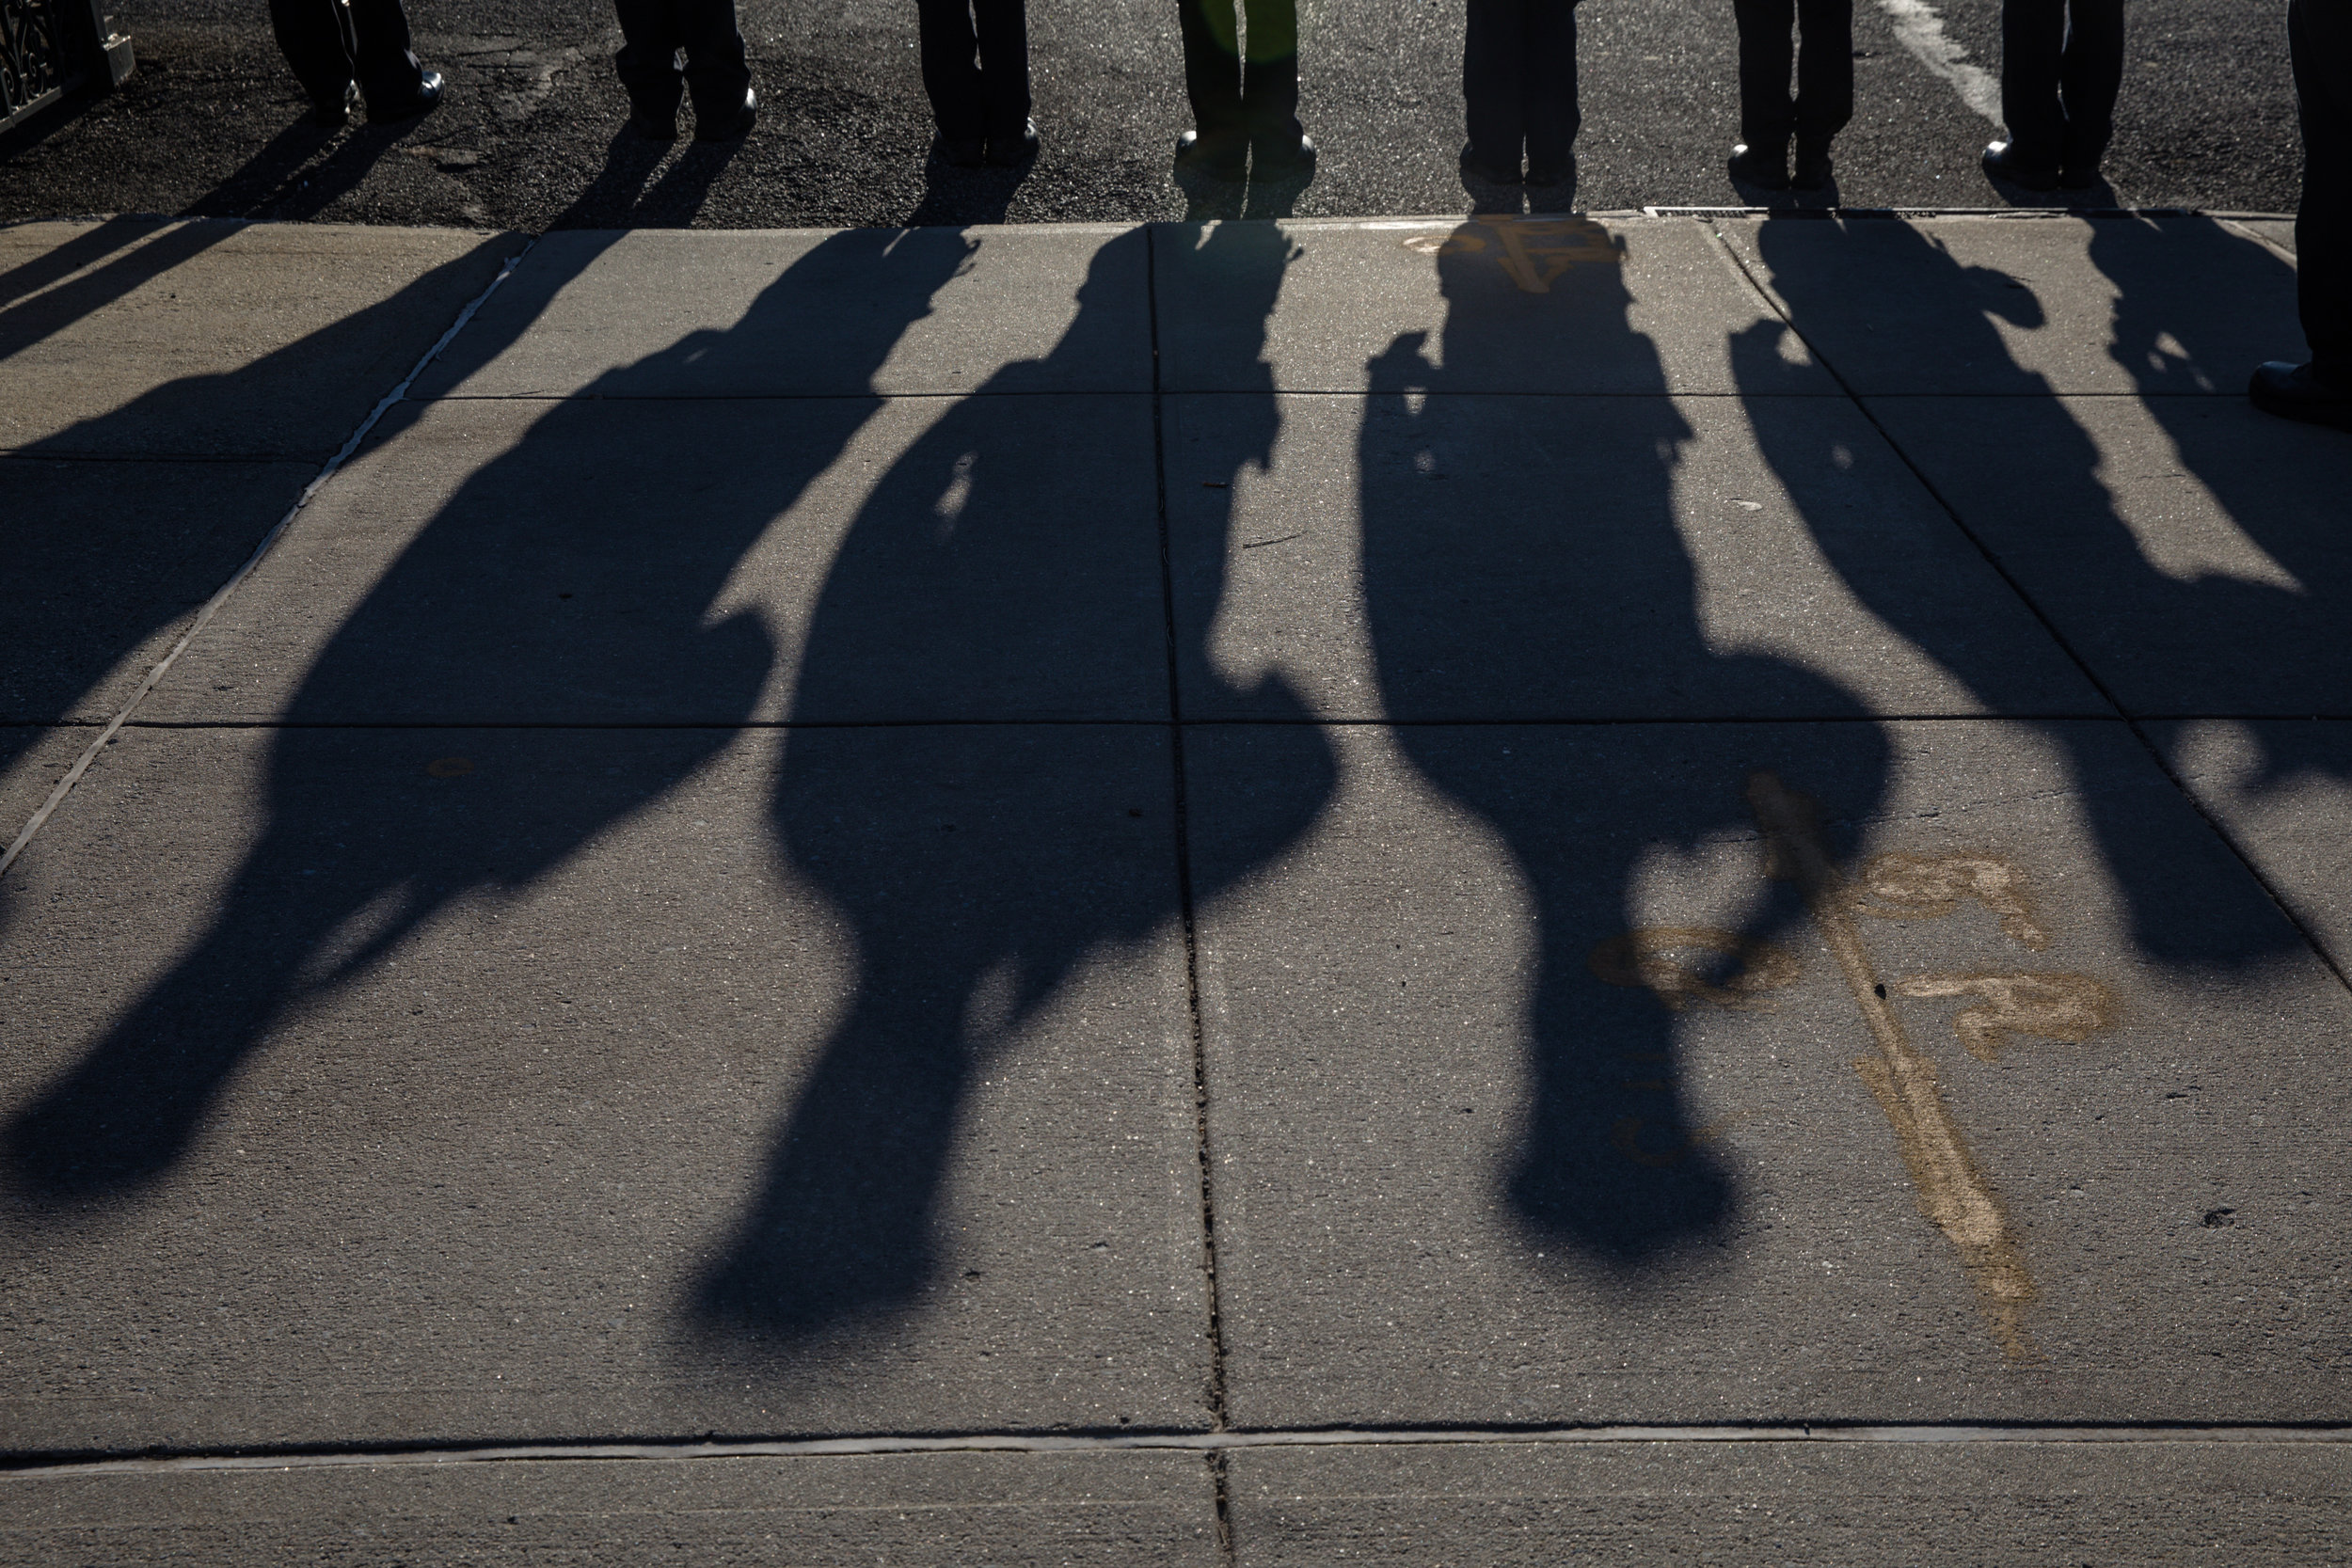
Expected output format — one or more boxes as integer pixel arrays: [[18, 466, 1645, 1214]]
[[310, 82, 358, 128], [1792, 141, 1833, 191], [1524, 153, 1574, 189], [937, 134, 986, 167], [367, 70, 443, 124], [1982, 140, 2058, 191], [1459, 146, 1520, 184], [2058, 162, 2101, 191], [628, 103, 678, 142], [1175, 129, 1247, 181], [1252, 127, 1315, 176], [1727, 141, 1789, 190], [2249, 360, 2352, 433], [985, 118, 1040, 166], [695, 87, 757, 142]]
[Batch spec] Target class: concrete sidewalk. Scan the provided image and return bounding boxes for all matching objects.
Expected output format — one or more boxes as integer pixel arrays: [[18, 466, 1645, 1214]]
[[2, 208, 2348, 1562]]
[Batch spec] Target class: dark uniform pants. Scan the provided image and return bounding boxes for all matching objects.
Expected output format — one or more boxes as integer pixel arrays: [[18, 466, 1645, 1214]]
[[916, 0, 1031, 141], [1732, 0, 1852, 150], [612, 0, 752, 119], [1176, 0, 1299, 142], [2293, 0, 2352, 382], [1462, 0, 1581, 177], [1998, 0, 2124, 173], [268, 0, 424, 107]]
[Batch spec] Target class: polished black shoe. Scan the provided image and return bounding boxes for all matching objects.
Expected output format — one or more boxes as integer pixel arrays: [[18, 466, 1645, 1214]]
[[937, 133, 986, 167], [2057, 161, 2101, 191], [1727, 141, 1789, 190], [310, 82, 358, 128], [1252, 127, 1315, 177], [367, 70, 443, 124], [2249, 360, 2352, 433], [985, 118, 1040, 166], [1459, 146, 1520, 185], [1792, 141, 1833, 191], [1175, 128, 1247, 181], [1982, 139, 2058, 192], [628, 102, 678, 142], [695, 87, 757, 142]]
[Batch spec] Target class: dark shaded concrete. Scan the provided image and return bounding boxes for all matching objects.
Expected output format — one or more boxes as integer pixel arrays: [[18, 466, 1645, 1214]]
[[1226, 1440, 2352, 1564], [1, 1449, 1220, 1566]]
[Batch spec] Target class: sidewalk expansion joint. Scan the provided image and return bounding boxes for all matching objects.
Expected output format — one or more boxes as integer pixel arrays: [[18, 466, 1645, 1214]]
[[13, 1423, 2352, 1479], [0, 239, 537, 886]]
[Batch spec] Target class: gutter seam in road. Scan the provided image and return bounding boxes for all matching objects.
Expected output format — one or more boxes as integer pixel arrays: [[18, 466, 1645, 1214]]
[[0, 240, 536, 885], [11, 1424, 2352, 1478]]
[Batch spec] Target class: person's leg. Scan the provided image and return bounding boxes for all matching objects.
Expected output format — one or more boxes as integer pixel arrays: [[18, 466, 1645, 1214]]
[[2053, 0, 2125, 176], [1463, 0, 1526, 176], [2293, 0, 2352, 384], [972, 0, 1034, 142], [1792, 0, 1852, 149], [1520, 0, 1580, 180], [1238, 0, 1302, 149], [1997, 0, 2066, 169], [266, 0, 359, 107], [613, 0, 688, 119], [1731, 0, 1798, 150], [1177, 0, 1247, 141], [914, 0, 987, 141], [344, 0, 427, 103]]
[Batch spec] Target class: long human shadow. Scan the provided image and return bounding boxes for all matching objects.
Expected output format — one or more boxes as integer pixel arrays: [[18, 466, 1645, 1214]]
[[1358, 220, 1886, 1263], [1733, 216, 2330, 969], [3, 228, 970, 1201], [693, 220, 1335, 1340]]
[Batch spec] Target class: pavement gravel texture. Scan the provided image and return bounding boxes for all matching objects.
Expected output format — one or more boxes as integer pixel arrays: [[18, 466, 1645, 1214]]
[[0, 0, 2304, 230]]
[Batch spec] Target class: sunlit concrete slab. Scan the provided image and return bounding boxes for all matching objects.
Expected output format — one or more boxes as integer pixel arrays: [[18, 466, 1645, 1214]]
[[1152, 217, 1835, 395], [0, 219, 516, 456], [145, 392, 1167, 725], [1165, 393, 2103, 721], [2, 1450, 1220, 1566], [0, 723, 1211, 1451], [1866, 394, 2350, 717], [1717, 214, 2306, 395], [2164, 719, 2352, 969], [1, 456, 310, 725], [1186, 720, 2352, 1427], [1225, 1440, 2352, 1565], [414, 227, 1152, 400]]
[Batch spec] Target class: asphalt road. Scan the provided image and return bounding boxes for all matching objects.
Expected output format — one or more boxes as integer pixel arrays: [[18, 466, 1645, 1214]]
[[0, 0, 2302, 230]]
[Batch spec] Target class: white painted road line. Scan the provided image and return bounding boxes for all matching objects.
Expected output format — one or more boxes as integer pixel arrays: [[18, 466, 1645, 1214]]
[[1879, 0, 2005, 126]]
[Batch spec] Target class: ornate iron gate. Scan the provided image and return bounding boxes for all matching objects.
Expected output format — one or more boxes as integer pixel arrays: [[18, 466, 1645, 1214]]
[[1, 0, 132, 136]]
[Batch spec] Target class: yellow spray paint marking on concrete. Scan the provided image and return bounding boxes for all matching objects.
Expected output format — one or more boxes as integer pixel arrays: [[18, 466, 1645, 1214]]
[[1890, 971, 2118, 1063], [1855, 851, 2051, 949], [1589, 926, 1801, 1011], [1746, 771, 2041, 1362], [1401, 217, 1623, 293]]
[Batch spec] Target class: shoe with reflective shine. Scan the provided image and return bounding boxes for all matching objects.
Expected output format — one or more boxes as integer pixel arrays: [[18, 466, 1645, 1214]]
[[1981, 139, 2059, 191], [1728, 141, 1789, 190], [1792, 140, 1833, 191], [310, 82, 358, 128], [2249, 361, 2352, 433], [696, 87, 757, 142], [985, 118, 1040, 166], [1175, 128, 1247, 181], [367, 70, 443, 124], [1251, 126, 1315, 176]]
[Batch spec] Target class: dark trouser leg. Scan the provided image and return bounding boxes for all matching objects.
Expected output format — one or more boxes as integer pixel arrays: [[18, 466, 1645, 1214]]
[[1792, 0, 1852, 148], [1178, 0, 1246, 136], [345, 0, 424, 103], [972, 0, 1033, 137], [1463, 0, 1525, 168], [613, 0, 686, 116], [2293, 0, 2352, 381], [1999, 0, 2065, 166], [1519, 0, 1579, 172], [1732, 0, 1797, 148], [1237, 0, 1299, 141], [915, 0, 987, 137], [675, 0, 752, 120], [2054, 0, 2124, 171], [267, 0, 359, 106]]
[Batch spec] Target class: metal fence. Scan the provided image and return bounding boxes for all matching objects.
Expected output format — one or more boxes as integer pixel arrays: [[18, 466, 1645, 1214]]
[[1, 0, 132, 137]]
